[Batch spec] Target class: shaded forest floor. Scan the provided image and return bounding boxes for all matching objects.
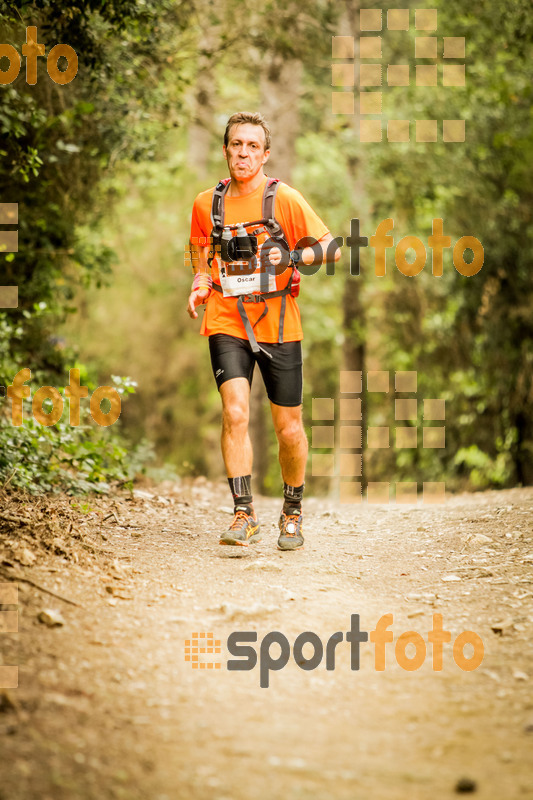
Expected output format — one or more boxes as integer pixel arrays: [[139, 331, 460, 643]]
[[1, 482, 533, 800]]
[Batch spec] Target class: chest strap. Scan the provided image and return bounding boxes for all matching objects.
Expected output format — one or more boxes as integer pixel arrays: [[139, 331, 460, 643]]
[[210, 177, 293, 356]]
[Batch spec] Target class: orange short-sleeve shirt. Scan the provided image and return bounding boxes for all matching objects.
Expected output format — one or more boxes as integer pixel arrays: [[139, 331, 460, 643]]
[[190, 176, 330, 343]]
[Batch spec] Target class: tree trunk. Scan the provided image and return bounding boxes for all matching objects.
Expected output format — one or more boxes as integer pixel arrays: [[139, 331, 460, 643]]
[[259, 55, 302, 181], [340, 1, 367, 488], [249, 373, 270, 495], [187, 21, 220, 178]]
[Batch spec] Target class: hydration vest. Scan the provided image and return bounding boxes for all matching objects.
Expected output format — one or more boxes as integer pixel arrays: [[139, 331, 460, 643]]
[[209, 177, 297, 358]]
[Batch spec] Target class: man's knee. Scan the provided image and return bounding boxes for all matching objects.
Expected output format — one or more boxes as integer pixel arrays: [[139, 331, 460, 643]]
[[275, 414, 306, 446], [222, 400, 249, 432]]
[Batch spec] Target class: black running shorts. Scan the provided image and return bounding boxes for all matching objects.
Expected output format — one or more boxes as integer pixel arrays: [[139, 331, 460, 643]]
[[208, 334, 303, 407]]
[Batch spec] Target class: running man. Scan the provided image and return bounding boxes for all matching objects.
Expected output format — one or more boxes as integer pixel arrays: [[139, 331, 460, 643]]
[[187, 111, 339, 550]]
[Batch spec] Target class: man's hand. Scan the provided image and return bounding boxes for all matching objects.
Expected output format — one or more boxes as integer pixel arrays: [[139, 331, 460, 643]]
[[257, 242, 283, 271], [187, 287, 210, 319]]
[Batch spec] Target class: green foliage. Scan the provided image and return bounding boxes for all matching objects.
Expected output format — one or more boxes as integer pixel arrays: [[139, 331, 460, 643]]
[[454, 446, 511, 490], [362, 0, 533, 488], [0, 381, 154, 495], [0, 0, 192, 493]]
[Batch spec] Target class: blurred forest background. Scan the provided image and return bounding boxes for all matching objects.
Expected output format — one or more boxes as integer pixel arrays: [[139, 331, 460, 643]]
[[0, 0, 531, 496]]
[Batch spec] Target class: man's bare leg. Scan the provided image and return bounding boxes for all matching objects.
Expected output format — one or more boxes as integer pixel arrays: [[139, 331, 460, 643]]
[[220, 377, 252, 477], [270, 401, 307, 550], [270, 402, 308, 486], [218, 378, 261, 546]]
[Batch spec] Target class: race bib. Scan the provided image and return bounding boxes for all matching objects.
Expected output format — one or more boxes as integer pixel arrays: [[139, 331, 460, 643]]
[[219, 261, 277, 298]]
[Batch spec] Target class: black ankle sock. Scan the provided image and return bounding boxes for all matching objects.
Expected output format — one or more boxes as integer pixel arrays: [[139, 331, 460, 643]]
[[283, 482, 304, 513], [228, 475, 253, 513]]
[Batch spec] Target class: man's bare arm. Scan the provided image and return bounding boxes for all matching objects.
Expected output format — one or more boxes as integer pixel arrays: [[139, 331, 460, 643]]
[[299, 232, 342, 267], [187, 241, 212, 319]]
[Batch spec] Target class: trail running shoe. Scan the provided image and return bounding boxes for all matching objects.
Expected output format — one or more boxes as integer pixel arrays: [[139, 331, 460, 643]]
[[220, 506, 261, 547], [277, 509, 304, 550]]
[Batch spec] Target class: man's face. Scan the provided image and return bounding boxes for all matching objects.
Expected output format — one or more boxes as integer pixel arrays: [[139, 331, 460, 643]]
[[223, 123, 270, 181]]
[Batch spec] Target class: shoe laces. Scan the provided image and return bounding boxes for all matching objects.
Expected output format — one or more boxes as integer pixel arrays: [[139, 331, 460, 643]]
[[230, 510, 252, 530], [283, 511, 300, 535]]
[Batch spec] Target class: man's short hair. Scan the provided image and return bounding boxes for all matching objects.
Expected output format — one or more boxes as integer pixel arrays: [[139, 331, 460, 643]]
[[224, 112, 271, 151]]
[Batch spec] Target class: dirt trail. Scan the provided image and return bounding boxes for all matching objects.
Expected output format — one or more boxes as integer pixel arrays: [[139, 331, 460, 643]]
[[1, 484, 533, 800]]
